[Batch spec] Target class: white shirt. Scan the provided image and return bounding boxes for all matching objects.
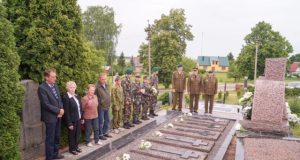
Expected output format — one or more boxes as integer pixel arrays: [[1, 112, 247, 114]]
[[67, 92, 81, 119]]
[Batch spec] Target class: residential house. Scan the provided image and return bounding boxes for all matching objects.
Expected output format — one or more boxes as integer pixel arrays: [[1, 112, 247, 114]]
[[289, 62, 300, 75], [197, 56, 229, 72]]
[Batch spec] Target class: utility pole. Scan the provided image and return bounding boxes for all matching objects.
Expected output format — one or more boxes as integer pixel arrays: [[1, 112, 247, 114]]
[[254, 42, 259, 81], [145, 20, 152, 76]]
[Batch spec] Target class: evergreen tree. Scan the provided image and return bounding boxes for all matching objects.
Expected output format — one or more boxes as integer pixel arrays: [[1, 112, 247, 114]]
[[5, 0, 104, 93], [0, 1, 24, 159]]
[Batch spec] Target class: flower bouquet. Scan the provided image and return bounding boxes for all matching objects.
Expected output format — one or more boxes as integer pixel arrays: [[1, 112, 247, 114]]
[[153, 131, 163, 137], [116, 153, 130, 160], [139, 140, 152, 150]]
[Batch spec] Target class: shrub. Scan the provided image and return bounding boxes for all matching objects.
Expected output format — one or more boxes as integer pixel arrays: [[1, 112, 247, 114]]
[[0, 3, 24, 159], [158, 92, 170, 105], [286, 88, 300, 98], [247, 86, 255, 93], [288, 97, 300, 117], [218, 90, 223, 99]]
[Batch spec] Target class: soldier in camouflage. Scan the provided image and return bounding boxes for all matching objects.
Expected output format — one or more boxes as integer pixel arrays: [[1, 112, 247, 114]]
[[149, 67, 160, 117], [121, 68, 135, 129], [132, 74, 143, 124], [111, 76, 124, 133], [141, 76, 152, 120]]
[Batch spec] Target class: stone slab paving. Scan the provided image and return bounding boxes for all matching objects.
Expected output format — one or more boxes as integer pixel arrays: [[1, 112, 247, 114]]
[[102, 112, 236, 160], [243, 138, 300, 160]]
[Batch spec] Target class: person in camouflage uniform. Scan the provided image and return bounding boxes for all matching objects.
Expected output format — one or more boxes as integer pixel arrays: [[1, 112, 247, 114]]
[[121, 68, 135, 129], [111, 76, 124, 133], [141, 76, 152, 120], [132, 74, 143, 124], [149, 67, 160, 117]]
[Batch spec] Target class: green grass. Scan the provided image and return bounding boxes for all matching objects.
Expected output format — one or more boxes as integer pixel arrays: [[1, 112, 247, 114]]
[[291, 124, 300, 138], [214, 72, 236, 83]]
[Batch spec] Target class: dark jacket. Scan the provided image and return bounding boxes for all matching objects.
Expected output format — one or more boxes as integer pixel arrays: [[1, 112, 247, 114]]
[[62, 93, 83, 127], [38, 82, 63, 123], [95, 82, 111, 110]]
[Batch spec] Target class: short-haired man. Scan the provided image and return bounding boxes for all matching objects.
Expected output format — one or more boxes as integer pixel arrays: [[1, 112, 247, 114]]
[[95, 73, 112, 140], [203, 71, 218, 114], [38, 69, 64, 160]]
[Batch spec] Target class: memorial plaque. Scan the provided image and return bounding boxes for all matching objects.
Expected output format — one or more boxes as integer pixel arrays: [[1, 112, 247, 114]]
[[174, 122, 224, 132], [188, 117, 229, 126]]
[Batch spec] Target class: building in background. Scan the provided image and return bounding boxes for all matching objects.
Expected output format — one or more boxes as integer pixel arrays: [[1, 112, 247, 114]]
[[197, 56, 229, 72], [289, 62, 300, 75], [131, 56, 143, 74]]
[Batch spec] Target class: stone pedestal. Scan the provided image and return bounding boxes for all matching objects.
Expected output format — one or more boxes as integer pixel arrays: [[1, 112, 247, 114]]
[[240, 58, 289, 135], [20, 80, 45, 160], [251, 80, 285, 124]]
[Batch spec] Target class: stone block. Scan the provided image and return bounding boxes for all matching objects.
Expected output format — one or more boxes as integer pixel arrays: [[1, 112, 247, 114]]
[[251, 80, 285, 124], [264, 58, 287, 81]]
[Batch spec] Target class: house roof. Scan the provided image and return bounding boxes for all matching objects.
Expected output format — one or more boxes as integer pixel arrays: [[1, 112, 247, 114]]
[[289, 62, 300, 72], [197, 56, 229, 67]]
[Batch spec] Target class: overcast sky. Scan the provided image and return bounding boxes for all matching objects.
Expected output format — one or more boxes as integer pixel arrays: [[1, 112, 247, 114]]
[[77, 0, 299, 59]]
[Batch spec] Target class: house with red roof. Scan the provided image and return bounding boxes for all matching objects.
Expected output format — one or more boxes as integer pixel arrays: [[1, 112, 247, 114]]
[[289, 62, 300, 74]]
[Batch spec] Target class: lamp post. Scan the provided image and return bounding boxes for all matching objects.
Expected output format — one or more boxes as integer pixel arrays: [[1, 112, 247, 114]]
[[145, 20, 152, 76], [254, 39, 259, 81]]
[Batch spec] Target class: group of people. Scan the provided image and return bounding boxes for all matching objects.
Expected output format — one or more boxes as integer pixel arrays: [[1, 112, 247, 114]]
[[38, 67, 160, 160], [172, 64, 218, 114]]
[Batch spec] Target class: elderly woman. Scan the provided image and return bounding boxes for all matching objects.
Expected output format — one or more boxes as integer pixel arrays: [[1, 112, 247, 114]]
[[62, 81, 83, 155], [81, 84, 102, 147]]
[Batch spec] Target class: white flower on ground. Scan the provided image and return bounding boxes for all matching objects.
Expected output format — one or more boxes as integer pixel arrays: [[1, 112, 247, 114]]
[[139, 140, 152, 150], [186, 112, 192, 117], [179, 117, 184, 122], [122, 153, 130, 160], [164, 123, 174, 128], [235, 123, 242, 131], [153, 131, 163, 137]]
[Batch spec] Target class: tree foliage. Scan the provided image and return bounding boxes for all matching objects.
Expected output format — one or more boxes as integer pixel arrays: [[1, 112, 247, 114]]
[[5, 0, 105, 94], [139, 9, 193, 87], [115, 52, 126, 75], [181, 56, 197, 74], [236, 21, 293, 79], [227, 52, 234, 62], [82, 6, 121, 65], [0, 2, 24, 159]]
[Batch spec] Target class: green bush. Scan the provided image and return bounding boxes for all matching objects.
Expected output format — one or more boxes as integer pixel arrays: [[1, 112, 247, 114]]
[[237, 90, 242, 98], [285, 88, 300, 98], [288, 97, 300, 116], [158, 92, 170, 105], [247, 86, 255, 93], [224, 91, 229, 99], [0, 3, 24, 159], [218, 90, 223, 99]]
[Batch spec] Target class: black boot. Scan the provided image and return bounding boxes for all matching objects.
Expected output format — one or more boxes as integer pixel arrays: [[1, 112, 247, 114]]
[[123, 123, 130, 129], [151, 110, 158, 116]]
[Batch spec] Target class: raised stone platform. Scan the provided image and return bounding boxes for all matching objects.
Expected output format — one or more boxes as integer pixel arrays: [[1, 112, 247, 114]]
[[102, 112, 236, 160]]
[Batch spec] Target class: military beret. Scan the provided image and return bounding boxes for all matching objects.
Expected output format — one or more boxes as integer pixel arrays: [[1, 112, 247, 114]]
[[152, 66, 161, 72], [126, 68, 133, 74], [143, 76, 149, 80], [177, 64, 183, 68], [208, 71, 213, 73]]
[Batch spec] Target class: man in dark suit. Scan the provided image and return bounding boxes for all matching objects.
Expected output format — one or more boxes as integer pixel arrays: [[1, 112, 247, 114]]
[[38, 69, 64, 160]]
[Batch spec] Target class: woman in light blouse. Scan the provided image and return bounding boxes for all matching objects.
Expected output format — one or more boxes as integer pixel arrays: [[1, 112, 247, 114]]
[[62, 81, 83, 155]]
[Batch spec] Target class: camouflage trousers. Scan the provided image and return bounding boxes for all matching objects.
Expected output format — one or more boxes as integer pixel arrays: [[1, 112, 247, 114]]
[[150, 96, 157, 111], [142, 102, 150, 118], [133, 102, 142, 122], [112, 108, 122, 129], [123, 102, 132, 124]]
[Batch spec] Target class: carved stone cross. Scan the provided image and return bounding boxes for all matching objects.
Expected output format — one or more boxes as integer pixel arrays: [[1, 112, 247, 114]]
[[150, 146, 201, 159], [165, 135, 208, 146]]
